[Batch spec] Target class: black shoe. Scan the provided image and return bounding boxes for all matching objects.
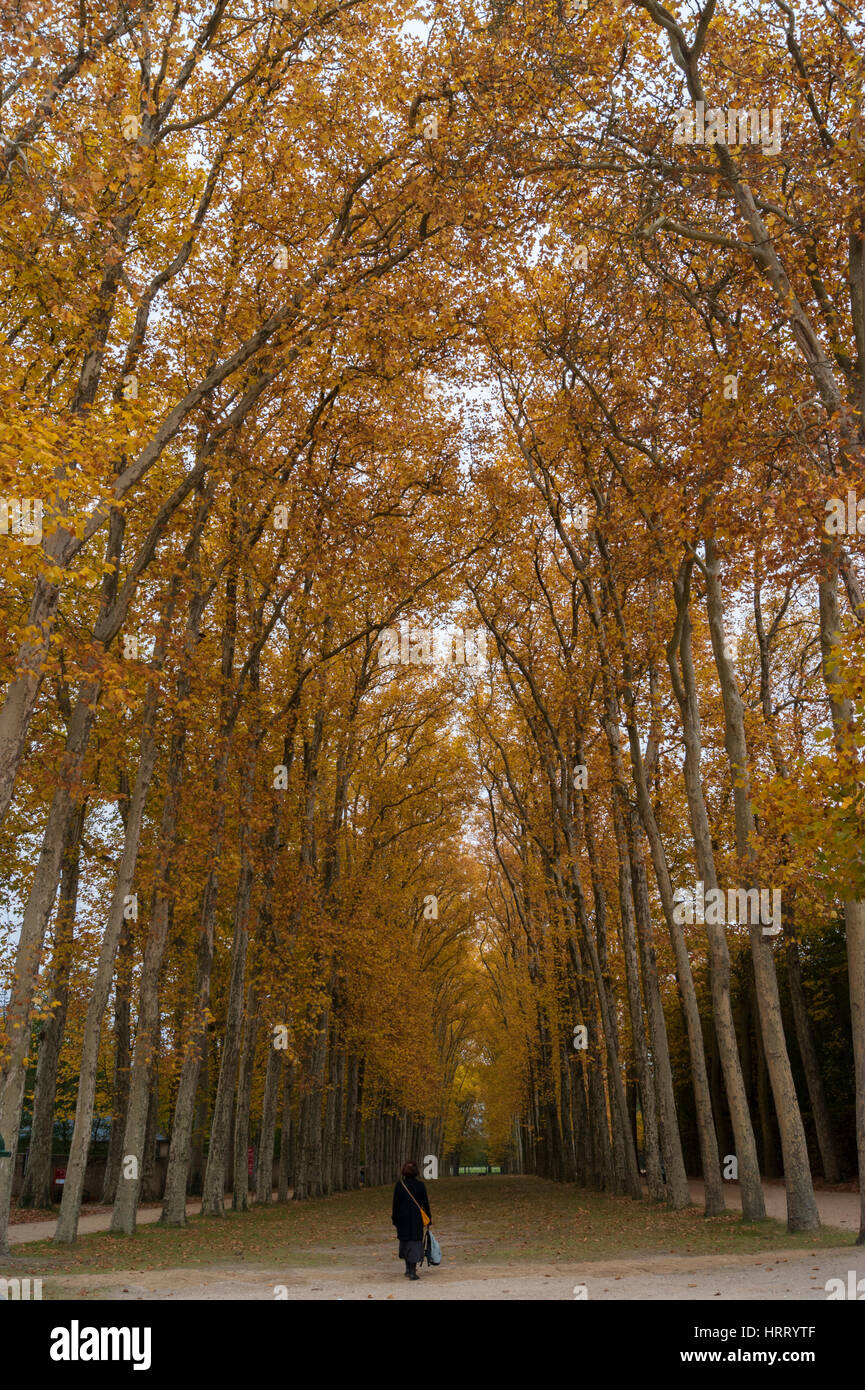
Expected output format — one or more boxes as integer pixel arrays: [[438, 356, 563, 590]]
[[409, 1272, 420, 1281]]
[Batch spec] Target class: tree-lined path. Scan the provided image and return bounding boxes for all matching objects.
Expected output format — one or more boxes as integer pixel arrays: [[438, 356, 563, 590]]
[[2, 0, 865, 1295]]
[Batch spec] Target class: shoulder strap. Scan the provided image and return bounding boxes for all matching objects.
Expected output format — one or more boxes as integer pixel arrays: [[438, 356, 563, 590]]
[[400, 1178, 421, 1210], [401, 1178, 427, 1216]]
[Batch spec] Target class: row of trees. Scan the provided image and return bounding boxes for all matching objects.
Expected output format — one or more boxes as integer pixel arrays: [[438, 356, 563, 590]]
[[0, 0, 491, 1254], [462, 0, 864, 1238]]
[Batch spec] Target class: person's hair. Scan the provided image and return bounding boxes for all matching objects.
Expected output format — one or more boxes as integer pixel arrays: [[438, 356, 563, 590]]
[[401, 1160, 419, 1179]]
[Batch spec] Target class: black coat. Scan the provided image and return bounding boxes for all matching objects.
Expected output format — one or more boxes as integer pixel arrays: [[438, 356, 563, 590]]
[[391, 1176, 431, 1241]]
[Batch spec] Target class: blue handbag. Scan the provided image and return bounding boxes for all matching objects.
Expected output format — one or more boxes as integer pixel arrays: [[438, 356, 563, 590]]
[[426, 1230, 442, 1265]]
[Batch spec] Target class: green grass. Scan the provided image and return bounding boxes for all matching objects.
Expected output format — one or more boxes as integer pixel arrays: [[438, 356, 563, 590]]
[[5, 1175, 852, 1296]]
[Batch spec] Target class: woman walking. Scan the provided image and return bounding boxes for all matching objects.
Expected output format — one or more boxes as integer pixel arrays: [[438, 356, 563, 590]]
[[391, 1160, 431, 1281]]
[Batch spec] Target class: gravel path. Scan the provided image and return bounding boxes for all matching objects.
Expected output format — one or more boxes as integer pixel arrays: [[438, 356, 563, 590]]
[[37, 1247, 865, 1301], [7, 1193, 283, 1245], [7, 1199, 203, 1245], [687, 1179, 862, 1236]]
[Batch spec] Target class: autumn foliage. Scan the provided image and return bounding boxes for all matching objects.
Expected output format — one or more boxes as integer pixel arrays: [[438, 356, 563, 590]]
[[0, 0, 863, 1255]]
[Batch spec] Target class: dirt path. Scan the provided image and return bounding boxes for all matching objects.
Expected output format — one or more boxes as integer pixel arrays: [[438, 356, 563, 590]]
[[7, 1192, 284, 1245], [8, 1199, 204, 1245], [40, 1247, 865, 1300], [687, 1179, 862, 1236]]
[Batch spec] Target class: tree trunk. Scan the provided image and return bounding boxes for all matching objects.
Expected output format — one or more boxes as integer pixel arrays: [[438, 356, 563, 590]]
[[256, 1046, 282, 1205], [627, 715, 725, 1214], [277, 1065, 294, 1202], [54, 648, 164, 1244], [0, 690, 98, 1257], [188, 1041, 210, 1199], [102, 909, 135, 1205], [817, 555, 865, 1241], [110, 579, 202, 1233], [566, 881, 642, 1198], [0, 573, 63, 831], [232, 983, 260, 1212], [784, 926, 841, 1183], [161, 537, 241, 1226], [201, 809, 255, 1216], [627, 807, 692, 1208], [18, 803, 86, 1209], [111, 743, 188, 1229], [293, 1007, 329, 1202], [668, 569, 765, 1220], [141, 1074, 160, 1201], [705, 538, 819, 1231]]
